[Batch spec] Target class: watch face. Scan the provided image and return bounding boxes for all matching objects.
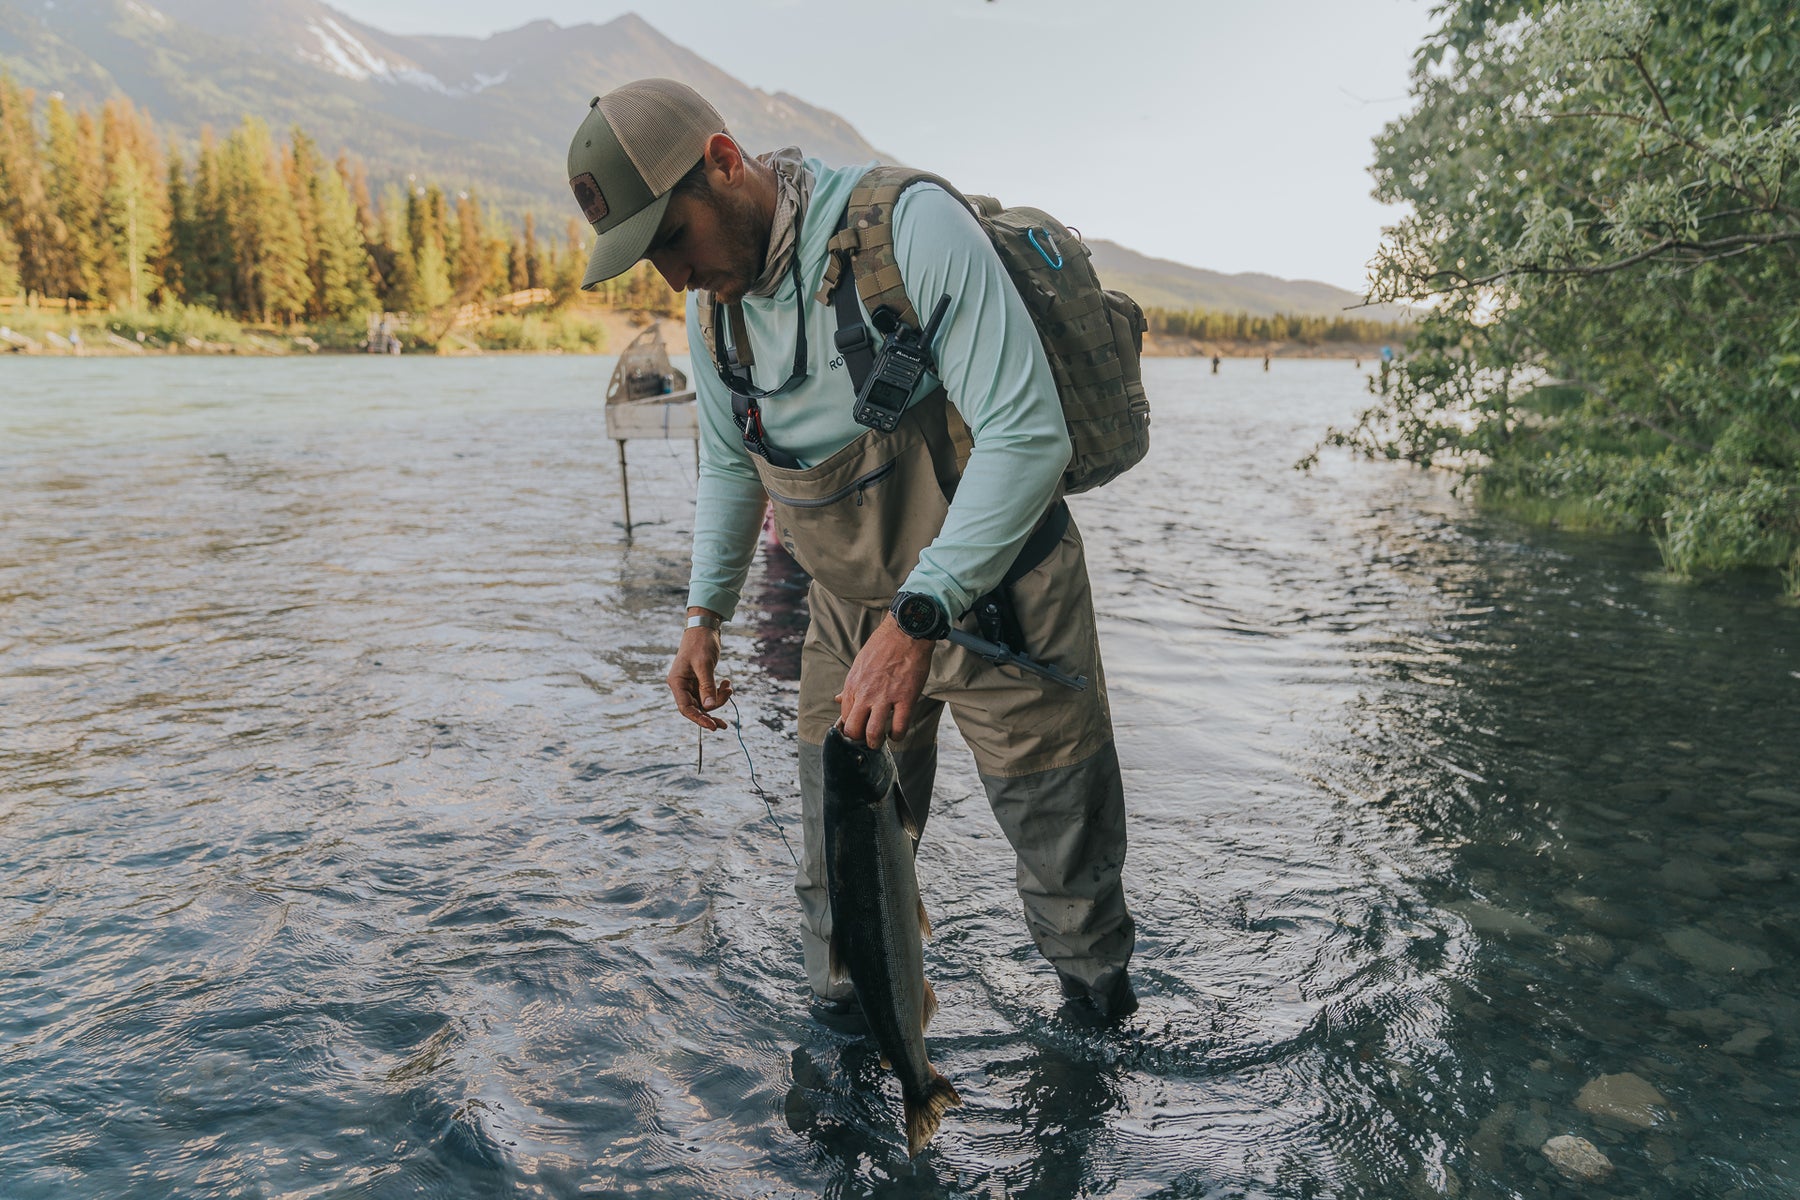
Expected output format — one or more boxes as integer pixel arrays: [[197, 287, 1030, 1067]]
[[894, 592, 944, 638]]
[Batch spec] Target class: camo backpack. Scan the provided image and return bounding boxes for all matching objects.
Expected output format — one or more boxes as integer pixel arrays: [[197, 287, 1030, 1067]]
[[700, 166, 1151, 494]]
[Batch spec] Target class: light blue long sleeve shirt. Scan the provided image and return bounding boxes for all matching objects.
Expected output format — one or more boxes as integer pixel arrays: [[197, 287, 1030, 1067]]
[[685, 158, 1069, 621]]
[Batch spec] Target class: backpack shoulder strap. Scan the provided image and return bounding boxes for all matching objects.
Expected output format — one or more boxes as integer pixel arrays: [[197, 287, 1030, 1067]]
[[815, 166, 976, 332]]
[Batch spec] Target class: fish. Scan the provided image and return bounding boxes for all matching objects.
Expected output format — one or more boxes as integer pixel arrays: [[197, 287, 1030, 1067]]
[[821, 726, 962, 1156]]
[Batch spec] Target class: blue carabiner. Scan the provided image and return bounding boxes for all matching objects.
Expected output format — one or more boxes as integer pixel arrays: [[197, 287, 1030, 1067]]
[[1028, 227, 1064, 270]]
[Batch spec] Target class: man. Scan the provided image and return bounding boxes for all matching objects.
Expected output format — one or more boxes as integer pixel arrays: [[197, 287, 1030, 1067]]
[[567, 79, 1137, 1019]]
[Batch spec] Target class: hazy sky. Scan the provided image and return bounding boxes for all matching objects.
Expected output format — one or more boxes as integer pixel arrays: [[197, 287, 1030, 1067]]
[[330, 0, 1436, 292]]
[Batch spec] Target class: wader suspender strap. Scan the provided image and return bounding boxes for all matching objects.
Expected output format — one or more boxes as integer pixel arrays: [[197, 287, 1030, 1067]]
[[715, 259, 808, 470], [822, 206, 1069, 649]]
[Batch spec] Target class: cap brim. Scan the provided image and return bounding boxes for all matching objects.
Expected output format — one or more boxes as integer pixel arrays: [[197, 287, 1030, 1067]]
[[580, 191, 674, 289]]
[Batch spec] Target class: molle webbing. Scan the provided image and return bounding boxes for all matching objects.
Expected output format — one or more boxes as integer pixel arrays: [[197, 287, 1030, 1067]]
[[819, 165, 1151, 496]]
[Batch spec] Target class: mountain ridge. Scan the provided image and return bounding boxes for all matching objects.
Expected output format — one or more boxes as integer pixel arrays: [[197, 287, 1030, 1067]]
[[0, 0, 1388, 317]]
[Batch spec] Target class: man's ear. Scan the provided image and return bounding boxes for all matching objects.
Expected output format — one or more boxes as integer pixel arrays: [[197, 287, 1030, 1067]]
[[703, 133, 746, 188]]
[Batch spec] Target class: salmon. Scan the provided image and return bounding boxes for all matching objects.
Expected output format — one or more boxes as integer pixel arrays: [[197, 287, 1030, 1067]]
[[821, 727, 962, 1155]]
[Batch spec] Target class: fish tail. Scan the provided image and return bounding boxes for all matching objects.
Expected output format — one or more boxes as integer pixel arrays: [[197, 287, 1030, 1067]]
[[903, 1068, 962, 1156]]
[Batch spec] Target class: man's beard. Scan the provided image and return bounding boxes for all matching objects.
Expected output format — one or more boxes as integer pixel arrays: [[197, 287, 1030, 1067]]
[[706, 185, 770, 304]]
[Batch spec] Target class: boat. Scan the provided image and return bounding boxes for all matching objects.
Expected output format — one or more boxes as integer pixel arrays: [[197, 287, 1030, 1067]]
[[605, 323, 697, 533]]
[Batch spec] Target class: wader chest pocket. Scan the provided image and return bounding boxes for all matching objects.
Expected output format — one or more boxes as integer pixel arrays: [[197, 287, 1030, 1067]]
[[764, 460, 896, 509]]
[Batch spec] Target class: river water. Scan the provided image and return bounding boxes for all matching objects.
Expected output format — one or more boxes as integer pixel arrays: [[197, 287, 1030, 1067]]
[[1, 355, 1795, 1199]]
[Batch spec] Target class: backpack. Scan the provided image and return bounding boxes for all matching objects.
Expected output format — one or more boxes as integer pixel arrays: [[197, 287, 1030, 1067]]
[[700, 166, 1151, 494]]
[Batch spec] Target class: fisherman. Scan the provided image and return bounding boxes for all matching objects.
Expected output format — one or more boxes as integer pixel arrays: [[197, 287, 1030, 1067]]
[[566, 79, 1137, 1021]]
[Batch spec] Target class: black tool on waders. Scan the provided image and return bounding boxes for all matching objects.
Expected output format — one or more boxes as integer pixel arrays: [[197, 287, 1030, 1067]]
[[946, 627, 1086, 691]]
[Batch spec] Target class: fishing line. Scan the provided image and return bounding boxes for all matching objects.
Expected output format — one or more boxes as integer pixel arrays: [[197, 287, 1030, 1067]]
[[728, 696, 800, 868]]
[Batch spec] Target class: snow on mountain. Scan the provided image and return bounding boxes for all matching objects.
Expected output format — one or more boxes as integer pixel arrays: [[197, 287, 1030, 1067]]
[[300, 15, 451, 93]]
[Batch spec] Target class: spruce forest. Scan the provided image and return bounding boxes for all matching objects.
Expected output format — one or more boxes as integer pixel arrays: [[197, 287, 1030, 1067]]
[[0, 78, 683, 346]]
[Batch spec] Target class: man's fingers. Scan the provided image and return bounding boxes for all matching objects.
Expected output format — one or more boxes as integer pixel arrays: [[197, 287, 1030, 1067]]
[[861, 704, 892, 749], [889, 698, 911, 741], [678, 701, 726, 731]]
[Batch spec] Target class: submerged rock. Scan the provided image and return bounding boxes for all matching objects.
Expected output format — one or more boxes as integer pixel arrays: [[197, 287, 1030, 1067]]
[[1721, 1023, 1773, 1057], [1560, 932, 1616, 968], [1446, 899, 1548, 941], [1664, 927, 1774, 975], [1542, 1134, 1614, 1183], [1576, 1072, 1672, 1129]]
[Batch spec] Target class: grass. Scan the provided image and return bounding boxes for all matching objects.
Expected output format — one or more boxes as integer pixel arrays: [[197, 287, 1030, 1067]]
[[0, 301, 615, 356]]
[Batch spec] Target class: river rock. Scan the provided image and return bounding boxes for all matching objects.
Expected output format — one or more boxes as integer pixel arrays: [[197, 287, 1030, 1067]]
[[1542, 1135, 1614, 1183], [1511, 1106, 1551, 1149], [1447, 899, 1548, 941], [1664, 927, 1774, 975], [1561, 892, 1643, 938], [1576, 1072, 1671, 1129], [1657, 857, 1721, 899], [1561, 932, 1616, 968], [1668, 1007, 1734, 1037], [1721, 1023, 1773, 1057]]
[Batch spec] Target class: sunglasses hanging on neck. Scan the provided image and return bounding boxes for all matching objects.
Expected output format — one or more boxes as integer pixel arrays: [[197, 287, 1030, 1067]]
[[712, 257, 808, 401]]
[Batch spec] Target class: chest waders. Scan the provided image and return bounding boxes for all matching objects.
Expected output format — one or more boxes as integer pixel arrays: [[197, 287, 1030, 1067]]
[[709, 220, 1138, 1019]]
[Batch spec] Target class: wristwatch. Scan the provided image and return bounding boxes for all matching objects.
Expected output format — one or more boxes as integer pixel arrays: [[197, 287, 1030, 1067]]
[[889, 591, 950, 641], [685, 612, 722, 632]]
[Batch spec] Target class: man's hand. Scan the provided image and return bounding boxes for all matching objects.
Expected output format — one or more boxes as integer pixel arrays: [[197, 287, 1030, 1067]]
[[667, 611, 733, 731], [836, 616, 935, 749]]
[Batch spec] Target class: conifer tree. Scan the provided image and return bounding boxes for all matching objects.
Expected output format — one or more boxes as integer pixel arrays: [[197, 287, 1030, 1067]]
[[313, 160, 375, 319], [44, 97, 106, 301], [407, 184, 451, 311], [100, 99, 168, 308], [376, 184, 416, 311], [220, 118, 308, 321], [284, 129, 324, 317], [188, 132, 236, 311], [0, 76, 69, 302], [161, 148, 193, 303], [0, 218, 19, 298], [506, 233, 529, 293], [452, 190, 490, 301], [522, 213, 540, 293]]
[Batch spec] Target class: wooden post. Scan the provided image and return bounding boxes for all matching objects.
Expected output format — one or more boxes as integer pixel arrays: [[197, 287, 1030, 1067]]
[[616, 439, 633, 535]]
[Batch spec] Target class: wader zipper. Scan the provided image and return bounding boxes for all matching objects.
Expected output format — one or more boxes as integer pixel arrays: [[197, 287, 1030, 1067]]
[[765, 459, 897, 509]]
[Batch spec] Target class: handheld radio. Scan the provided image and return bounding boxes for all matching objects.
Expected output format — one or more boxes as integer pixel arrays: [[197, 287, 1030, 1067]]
[[851, 293, 952, 433]]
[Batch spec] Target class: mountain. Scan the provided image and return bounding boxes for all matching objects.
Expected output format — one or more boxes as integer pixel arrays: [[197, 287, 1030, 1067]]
[[1087, 239, 1397, 319], [0, 0, 1392, 318], [0, 0, 884, 218]]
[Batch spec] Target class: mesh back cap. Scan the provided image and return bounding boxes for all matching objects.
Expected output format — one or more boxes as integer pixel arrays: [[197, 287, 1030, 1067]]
[[567, 78, 727, 289]]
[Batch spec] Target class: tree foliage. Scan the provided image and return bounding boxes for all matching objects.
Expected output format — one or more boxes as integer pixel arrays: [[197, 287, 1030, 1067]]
[[0, 80, 677, 326], [1147, 306, 1411, 345], [1331, 0, 1800, 594]]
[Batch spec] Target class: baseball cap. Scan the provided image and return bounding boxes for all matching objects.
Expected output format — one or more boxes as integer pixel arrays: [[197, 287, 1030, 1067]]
[[567, 78, 727, 289]]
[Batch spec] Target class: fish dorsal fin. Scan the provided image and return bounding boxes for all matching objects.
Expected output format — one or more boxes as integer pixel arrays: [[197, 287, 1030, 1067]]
[[891, 778, 922, 851], [916, 895, 933, 941], [922, 975, 938, 1031]]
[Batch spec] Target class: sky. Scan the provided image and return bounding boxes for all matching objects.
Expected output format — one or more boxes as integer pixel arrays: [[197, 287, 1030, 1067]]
[[328, 0, 1438, 293]]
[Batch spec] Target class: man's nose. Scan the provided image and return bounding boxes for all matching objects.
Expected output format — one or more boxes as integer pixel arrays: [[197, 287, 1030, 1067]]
[[649, 255, 690, 293]]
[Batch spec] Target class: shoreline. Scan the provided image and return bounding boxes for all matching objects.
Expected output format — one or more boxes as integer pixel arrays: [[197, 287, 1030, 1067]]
[[1, 310, 1399, 362]]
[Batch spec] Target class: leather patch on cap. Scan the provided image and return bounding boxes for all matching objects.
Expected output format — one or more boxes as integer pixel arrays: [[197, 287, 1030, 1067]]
[[570, 172, 609, 224]]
